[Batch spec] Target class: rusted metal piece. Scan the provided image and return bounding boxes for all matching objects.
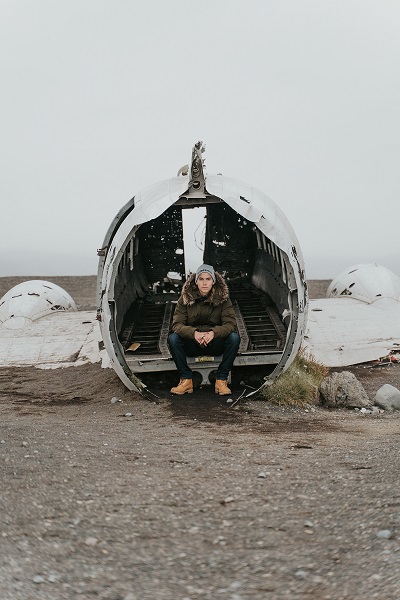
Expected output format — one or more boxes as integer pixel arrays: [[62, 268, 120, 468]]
[[97, 246, 108, 256]]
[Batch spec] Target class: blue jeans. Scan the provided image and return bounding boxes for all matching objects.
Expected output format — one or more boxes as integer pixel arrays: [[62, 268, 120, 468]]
[[168, 332, 241, 380]]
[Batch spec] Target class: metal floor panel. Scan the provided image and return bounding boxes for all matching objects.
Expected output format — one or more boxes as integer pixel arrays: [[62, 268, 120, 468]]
[[228, 282, 286, 351]]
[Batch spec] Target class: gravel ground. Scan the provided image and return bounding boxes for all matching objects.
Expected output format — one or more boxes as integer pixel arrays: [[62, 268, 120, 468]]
[[1, 276, 400, 600]]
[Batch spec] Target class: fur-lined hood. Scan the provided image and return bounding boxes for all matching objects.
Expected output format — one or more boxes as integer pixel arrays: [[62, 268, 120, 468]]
[[181, 272, 229, 306]]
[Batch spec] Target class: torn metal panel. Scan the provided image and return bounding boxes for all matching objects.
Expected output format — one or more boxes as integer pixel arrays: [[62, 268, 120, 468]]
[[305, 297, 400, 367], [305, 264, 400, 367], [0, 311, 101, 368]]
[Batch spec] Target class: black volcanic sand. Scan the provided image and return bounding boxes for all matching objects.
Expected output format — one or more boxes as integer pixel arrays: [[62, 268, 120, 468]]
[[1, 276, 400, 599]]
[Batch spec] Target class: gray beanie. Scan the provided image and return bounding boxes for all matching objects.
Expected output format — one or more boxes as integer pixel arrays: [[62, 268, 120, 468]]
[[195, 264, 216, 283]]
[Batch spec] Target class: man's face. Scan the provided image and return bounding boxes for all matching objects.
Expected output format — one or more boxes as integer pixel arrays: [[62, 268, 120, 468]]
[[196, 273, 214, 296]]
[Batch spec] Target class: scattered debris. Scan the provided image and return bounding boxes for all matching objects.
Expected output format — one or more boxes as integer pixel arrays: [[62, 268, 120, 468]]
[[127, 342, 141, 352], [229, 389, 246, 408]]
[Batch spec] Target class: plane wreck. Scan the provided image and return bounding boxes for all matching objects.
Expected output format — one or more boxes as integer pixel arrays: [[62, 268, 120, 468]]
[[97, 142, 308, 393], [0, 281, 100, 368], [0, 280, 77, 329], [305, 263, 400, 367]]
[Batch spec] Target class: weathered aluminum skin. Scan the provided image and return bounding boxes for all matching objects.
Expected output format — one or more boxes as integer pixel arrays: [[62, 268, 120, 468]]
[[0, 280, 77, 330], [97, 162, 308, 393], [305, 264, 400, 366]]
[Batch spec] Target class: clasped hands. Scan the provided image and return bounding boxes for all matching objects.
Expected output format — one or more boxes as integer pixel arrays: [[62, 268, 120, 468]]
[[194, 330, 215, 346]]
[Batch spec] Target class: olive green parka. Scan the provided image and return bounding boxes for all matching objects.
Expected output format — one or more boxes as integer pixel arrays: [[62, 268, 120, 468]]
[[171, 272, 237, 340]]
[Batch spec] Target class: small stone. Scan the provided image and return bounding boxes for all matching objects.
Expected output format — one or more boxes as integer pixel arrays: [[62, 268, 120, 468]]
[[33, 575, 45, 584], [257, 471, 266, 478], [226, 398, 233, 403], [22, 441, 28, 447], [189, 526, 199, 533], [220, 496, 235, 505], [111, 397, 122, 404], [304, 520, 314, 528], [376, 529, 393, 539], [375, 384, 400, 411], [124, 413, 132, 417], [84, 536, 98, 546], [295, 569, 308, 579], [1, 440, 5, 444], [213, 535, 226, 545], [229, 580, 242, 590]]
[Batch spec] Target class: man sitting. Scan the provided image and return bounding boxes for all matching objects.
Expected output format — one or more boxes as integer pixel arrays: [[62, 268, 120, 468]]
[[168, 264, 240, 395]]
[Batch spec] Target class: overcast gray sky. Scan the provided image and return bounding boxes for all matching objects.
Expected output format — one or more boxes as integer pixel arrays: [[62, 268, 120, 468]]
[[1, 0, 399, 279]]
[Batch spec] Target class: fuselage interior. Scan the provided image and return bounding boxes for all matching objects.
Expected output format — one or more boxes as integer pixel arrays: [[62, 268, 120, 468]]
[[111, 198, 292, 382]]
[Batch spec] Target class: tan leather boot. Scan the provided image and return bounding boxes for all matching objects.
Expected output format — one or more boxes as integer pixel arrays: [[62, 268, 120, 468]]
[[170, 379, 193, 395], [215, 379, 231, 395]]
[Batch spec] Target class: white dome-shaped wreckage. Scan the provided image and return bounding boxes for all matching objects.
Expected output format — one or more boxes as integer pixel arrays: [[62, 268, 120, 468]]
[[0, 280, 77, 329], [97, 142, 308, 393], [327, 263, 400, 305], [0, 280, 100, 368]]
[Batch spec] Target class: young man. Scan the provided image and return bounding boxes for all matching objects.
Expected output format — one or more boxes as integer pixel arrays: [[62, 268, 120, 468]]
[[168, 264, 240, 395]]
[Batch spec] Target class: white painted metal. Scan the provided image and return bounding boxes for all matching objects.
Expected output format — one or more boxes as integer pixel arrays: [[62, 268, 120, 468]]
[[0, 280, 77, 330], [206, 176, 302, 263], [327, 263, 400, 304], [206, 175, 308, 392], [304, 264, 400, 366], [98, 173, 307, 392], [0, 311, 102, 368], [99, 177, 189, 391]]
